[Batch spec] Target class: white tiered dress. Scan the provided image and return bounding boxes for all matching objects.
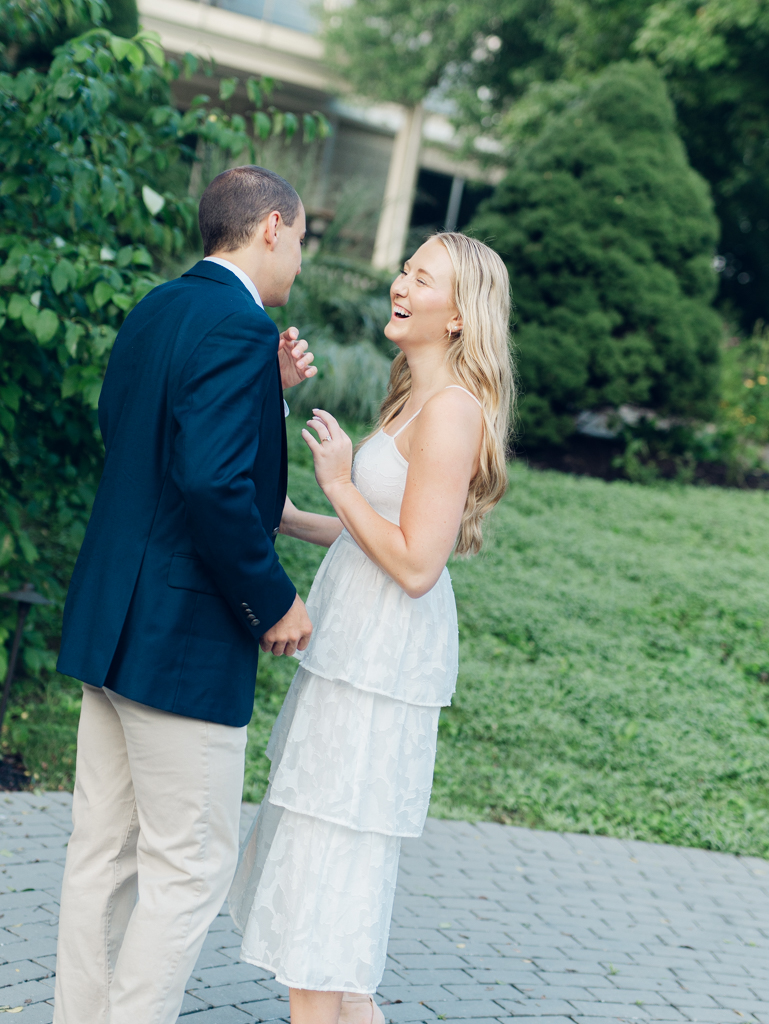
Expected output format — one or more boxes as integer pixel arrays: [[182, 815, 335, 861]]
[[228, 411, 460, 994]]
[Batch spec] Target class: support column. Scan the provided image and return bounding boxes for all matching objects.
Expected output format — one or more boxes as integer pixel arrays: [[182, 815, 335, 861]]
[[372, 103, 424, 271], [444, 175, 465, 232]]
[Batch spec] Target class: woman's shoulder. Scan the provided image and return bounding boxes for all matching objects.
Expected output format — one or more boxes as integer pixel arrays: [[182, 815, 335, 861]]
[[409, 385, 483, 459], [420, 384, 484, 425]]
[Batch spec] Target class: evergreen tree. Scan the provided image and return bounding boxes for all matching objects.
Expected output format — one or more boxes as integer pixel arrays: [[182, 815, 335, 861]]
[[470, 62, 722, 445]]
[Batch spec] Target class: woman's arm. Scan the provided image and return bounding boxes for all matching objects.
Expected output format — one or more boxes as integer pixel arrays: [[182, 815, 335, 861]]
[[304, 390, 482, 598], [279, 495, 343, 548]]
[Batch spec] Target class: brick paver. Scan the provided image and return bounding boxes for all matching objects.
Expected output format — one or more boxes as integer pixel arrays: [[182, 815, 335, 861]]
[[0, 794, 765, 1022]]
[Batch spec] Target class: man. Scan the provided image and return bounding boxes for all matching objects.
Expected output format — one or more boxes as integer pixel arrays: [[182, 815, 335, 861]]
[[53, 166, 314, 1023]]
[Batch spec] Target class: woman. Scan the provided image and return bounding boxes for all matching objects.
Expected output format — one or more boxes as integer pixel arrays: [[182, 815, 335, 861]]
[[229, 232, 514, 1024]]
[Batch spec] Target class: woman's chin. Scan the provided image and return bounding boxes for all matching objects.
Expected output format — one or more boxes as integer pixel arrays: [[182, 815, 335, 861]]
[[383, 319, 404, 344]]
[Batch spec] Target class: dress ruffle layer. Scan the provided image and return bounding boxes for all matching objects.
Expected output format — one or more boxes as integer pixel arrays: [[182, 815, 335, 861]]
[[230, 800, 400, 994], [268, 669, 441, 837], [295, 531, 458, 708]]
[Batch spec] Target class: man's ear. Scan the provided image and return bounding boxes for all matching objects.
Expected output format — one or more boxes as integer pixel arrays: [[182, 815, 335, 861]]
[[264, 210, 282, 250]]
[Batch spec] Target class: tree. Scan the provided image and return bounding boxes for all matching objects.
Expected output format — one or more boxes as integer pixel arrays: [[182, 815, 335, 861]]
[[323, 0, 769, 331], [470, 62, 722, 445], [634, 0, 769, 330], [0, 1, 328, 681]]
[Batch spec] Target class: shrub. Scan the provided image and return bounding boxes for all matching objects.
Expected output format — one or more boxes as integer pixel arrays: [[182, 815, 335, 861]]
[[470, 61, 722, 446], [0, 5, 326, 694]]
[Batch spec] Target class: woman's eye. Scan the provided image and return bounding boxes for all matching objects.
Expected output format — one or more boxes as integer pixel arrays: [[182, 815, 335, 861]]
[[417, 278, 426, 285]]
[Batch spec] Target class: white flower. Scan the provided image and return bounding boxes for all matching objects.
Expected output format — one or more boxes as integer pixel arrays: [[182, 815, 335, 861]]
[[142, 185, 165, 216]]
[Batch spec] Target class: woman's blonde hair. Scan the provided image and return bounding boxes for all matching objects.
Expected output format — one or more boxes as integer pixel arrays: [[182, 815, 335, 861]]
[[374, 231, 515, 556]]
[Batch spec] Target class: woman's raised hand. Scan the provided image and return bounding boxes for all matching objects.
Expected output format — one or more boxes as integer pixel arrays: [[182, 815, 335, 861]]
[[302, 409, 353, 497]]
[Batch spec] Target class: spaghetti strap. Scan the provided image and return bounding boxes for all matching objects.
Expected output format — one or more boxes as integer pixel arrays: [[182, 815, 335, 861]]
[[444, 385, 483, 409], [389, 386, 480, 440], [392, 408, 423, 438]]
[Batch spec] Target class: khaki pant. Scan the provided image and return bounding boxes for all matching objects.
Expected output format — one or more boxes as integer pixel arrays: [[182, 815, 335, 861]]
[[53, 684, 247, 1024]]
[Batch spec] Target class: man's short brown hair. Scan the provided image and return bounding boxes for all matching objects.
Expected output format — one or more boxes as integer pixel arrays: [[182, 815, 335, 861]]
[[198, 166, 301, 257]]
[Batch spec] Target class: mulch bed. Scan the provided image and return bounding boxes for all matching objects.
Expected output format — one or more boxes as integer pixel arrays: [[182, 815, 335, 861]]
[[519, 435, 769, 489], [0, 753, 31, 792]]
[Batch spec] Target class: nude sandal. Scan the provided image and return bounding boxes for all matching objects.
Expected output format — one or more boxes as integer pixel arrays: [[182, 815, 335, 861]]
[[339, 991, 385, 1024]]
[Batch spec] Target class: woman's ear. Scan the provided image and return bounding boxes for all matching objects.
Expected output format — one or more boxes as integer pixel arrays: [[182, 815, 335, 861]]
[[447, 316, 463, 336]]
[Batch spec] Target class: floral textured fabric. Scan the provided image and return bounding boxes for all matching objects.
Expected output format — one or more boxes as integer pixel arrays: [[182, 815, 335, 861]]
[[229, 427, 459, 993]]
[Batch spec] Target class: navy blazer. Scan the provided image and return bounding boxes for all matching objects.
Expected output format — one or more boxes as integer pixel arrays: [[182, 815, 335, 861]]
[[57, 261, 296, 727]]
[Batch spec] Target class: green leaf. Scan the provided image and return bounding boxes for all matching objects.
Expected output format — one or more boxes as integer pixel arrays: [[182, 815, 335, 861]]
[[314, 111, 332, 139], [182, 52, 199, 77], [0, 177, 21, 197], [111, 293, 133, 311], [219, 77, 238, 102], [64, 322, 84, 357], [141, 39, 165, 66], [21, 304, 38, 334], [253, 110, 271, 140], [7, 295, 28, 320], [83, 378, 103, 407], [51, 259, 77, 295], [131, 247, 153, 267], [0, 383, 22, 413], [71, 42, 92, 63], [12, 69, 37, 102], [16, 531, 38, 565], [109, 36, 133, 62], [92, 325, 117, 355], [52, 75, 77, 100], [34, 309, 59, 344], [246, 78, 262, 107], [61, 366, 79, 399], [0, 263, 18, 285], [93, 281, 115, 308], [124, 43, 145, 70], [0, 533, 15, 569], [302, 113, 316, 143], [115, 246, 134, 268], [283, 112, 299, 141], [271, 109, 284, 137]]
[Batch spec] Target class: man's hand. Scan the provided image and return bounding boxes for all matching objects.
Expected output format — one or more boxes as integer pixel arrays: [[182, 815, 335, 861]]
[[259, 592, 312, 657], [278, 327, 317, 390]]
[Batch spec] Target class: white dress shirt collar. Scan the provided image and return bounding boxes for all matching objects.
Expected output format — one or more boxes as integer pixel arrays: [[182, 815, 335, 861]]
[[203, 257, 264, 309]]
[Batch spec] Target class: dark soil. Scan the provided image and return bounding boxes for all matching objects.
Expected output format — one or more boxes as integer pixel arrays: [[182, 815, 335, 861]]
[[0, 753, 31, 791], [518, 434, 769, 489]]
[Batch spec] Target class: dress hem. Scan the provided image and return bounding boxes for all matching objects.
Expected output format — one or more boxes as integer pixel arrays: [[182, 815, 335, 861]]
[[264, 794, 425, 839], [238, 950, 376, 995], [290, 659, 454, 709]]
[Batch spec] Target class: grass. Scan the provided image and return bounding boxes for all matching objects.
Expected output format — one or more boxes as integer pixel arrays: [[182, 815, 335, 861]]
[[12, 418, 769, 856]]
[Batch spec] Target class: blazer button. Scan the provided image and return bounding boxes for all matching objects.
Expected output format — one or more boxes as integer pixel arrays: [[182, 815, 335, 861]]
[[251, 619, 260, 627], [271, 527, 279, 539], [241, 602, 248, 609]]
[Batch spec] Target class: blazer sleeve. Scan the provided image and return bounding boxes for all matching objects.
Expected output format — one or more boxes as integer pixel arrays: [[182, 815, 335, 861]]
[[171, 310, 296, 637]]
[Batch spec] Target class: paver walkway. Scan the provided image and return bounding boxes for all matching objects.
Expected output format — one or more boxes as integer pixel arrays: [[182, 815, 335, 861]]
[[0, 793, 765, 1023]]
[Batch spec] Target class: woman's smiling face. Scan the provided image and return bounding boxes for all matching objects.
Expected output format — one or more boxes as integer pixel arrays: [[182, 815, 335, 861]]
[[384, 237, 461, 351]]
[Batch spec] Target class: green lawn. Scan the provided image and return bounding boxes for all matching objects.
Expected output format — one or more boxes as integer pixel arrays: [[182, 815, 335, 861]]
[[14, 419, 769, 856], [246, 421, 769, 856]]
